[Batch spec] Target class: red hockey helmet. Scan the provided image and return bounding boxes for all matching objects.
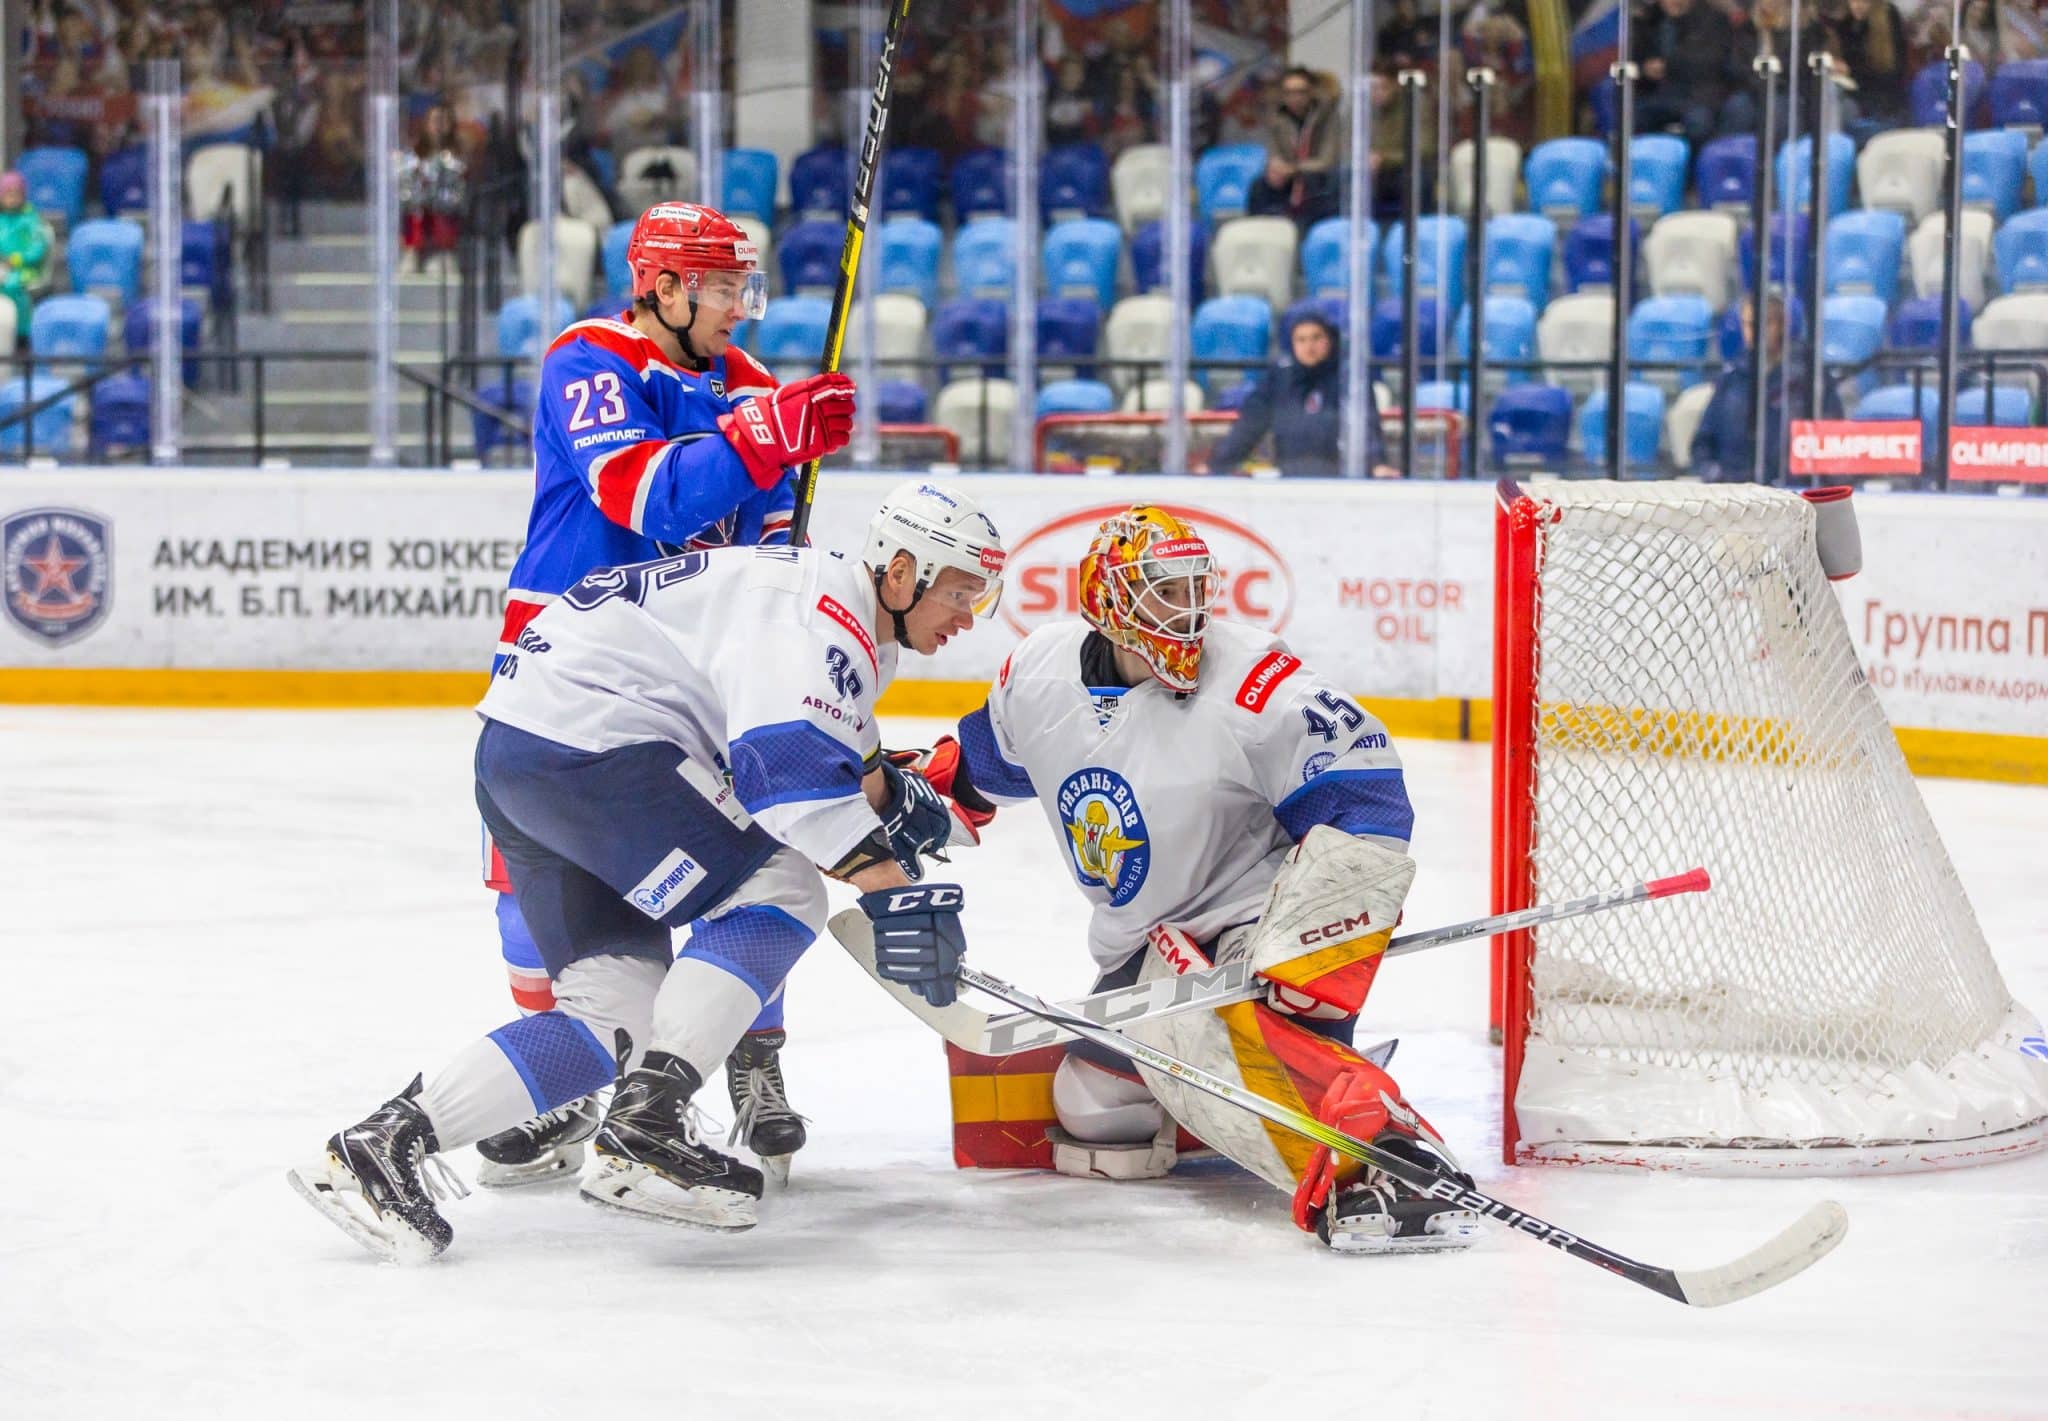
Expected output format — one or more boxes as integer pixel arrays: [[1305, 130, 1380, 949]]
[[624, 202, 768, 319]]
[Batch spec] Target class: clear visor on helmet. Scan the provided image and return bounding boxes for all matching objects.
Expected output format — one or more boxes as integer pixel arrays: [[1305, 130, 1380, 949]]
[[923, 564, 1004, 619], [689, 267, 770, 320]]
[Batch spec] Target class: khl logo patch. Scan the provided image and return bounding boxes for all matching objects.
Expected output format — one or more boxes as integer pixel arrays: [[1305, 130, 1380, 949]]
[[4, 507, 111, 647], [1056, 766, 1150, 907]]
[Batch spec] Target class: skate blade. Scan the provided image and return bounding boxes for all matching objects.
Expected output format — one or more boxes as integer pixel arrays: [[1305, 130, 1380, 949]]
[[578, 1157, 758, 1232], [1324, 1212, 1483, 1256], [286, 1162, 441, 1265], [474, 1144, 585, 1190], [760, 1153, 792, 1189]]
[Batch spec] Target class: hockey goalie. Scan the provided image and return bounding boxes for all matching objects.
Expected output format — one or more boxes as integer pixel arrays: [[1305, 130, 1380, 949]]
[[883, 505, 1482, 1254]]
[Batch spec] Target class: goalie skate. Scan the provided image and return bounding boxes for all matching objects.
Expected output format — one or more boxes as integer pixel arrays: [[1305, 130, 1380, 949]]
[[579, 1051, 763, 1232], [1319, 1137, 1483, 1256], [473, 1094, 603, 1188], [286, 1075, 469, 1265]]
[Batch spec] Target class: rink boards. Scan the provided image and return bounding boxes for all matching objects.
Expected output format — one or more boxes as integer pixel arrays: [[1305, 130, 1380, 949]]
[[0, 468, 2042, 782]]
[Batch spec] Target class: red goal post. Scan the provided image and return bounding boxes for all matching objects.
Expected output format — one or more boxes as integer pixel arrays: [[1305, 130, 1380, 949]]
[[1033, 408, 1463, 477]]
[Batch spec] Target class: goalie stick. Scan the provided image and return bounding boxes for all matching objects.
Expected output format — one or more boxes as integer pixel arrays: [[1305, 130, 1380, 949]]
[[832, 868, 1710, 1056], [953, 961, 1848, 1307]]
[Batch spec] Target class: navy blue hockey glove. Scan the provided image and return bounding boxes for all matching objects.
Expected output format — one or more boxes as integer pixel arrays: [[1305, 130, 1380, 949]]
[[860, 884, 967, 1008], [877, 758, 955, 881]]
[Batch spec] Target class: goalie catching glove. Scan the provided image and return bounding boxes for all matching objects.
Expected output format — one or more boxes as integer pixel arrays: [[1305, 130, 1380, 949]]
[[717, 371, 856, 488]]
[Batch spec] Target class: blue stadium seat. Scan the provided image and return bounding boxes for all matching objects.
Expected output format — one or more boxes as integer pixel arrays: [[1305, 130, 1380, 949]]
[[1822, 294, 1888, 378], [496, 294, 574, 358], [31, 294, 111, 363], [1911, 59, 1988, 126], [123, 297, 205, 386], [1411, 378, 1469, 415], [1524, 138, 1608, 226], [777, 219, 842, 296], [1956, 385, 2032, 426], [1036, 378, 1116, 416], [1131, 218, 1209, 298], [951, 148, 1011, 222], [1855, 382, 1940, 454], [1578, 382, 1666, 467], [876, 378, 928, 424], [1628, 135, 1689, 221], [1457, 296, 1539, 382], [1989, 58, 2048, 128], [89, 370, 151, 454], [1041, 143, 1110, 221], [602, 220, 634, 301], [1695, 135, 1759, 211], [1485, 213, 1555, 308], [2033, 144, 2048, 221], [1961, 130, 2027, 221], [931, 296, 1008, 379], [721, 148, 779, 223], [1369, 296, 1446, 360], [1300, 215, 1359, 297], [66, 219, 145, 308], [1043, 218, 1122, 310], [18, 146, 88, 227], [99, 147, 148, 215], [1886, 296, 1969, 351], [752, 294, 832, 366], [1190, 294, 1272, 390], [1775, 133, 1855, 217], [181, 221, 227, 306], [1825, 209, 1907, 305], [1589, 75, 1618, 139], [882, 147, 944, 223], [1740, 212, 1812, 295], [1037, 295, 1102, 375], [1381, 215, 1468, 313], [1995, 210, 2048, 293], [877, 218, 942, 309], [472, 378, 537, 462], [953, 218, 1018, 297], [1195, 144, 1265, 223], [1487, 384, 1573, 464], [789, 145, 848, 220], [0, 373, 75, 456], [1627, 294, 1714, 389], [1564, 215, 1639, 293]]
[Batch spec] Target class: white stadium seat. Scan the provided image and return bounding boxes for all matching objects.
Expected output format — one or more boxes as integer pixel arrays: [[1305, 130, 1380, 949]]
[[1103, 293, 1177, 395], [518, 218, 601, 309], [1120, 377, 1205, 413], [934, 376, 1017, 464], [1449, 137, 1524, 220], [1210, 216, 1298, 313], [1972, 292, 2048, 351], [1537, 292, 1616, 399], [1664, 381, 1717, 471], [1644, 211, 1742, 310], [619, 146, 699, 213], [1111, 144, 1173, 234], [1909, 210, 1995, 309], [841, 293, 928, 375], [1856, 129, 1945, 224]]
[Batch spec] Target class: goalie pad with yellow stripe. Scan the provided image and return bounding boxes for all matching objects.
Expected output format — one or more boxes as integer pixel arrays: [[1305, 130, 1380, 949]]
[[1243, 826, 1415, 1015]]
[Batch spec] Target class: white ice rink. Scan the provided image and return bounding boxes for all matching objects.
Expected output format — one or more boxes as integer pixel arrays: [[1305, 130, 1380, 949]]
[[4, 706, 2045, 1420]]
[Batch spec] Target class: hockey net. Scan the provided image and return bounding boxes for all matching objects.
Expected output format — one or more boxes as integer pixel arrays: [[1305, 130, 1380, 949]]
[[1034, 408, 1462, 476], [1491, 479, 2048, 1173]]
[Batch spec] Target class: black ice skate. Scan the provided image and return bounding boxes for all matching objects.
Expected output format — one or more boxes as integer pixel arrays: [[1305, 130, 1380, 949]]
[[1319, 1133, 1485, 1256], [473, 1094, 604, 1188], [287, 1075, 470, 1264], [727, 1028, 807, 1185], [581, 1051, 763, 1231]]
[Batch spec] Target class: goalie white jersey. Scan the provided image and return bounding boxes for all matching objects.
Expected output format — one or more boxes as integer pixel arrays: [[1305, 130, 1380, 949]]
[[478, 544, 897, 870], [958, 618, 1413, 967]]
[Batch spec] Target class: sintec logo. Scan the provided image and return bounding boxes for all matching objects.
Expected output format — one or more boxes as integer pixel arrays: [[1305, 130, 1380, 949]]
[[1001, 503, 1295, 638]]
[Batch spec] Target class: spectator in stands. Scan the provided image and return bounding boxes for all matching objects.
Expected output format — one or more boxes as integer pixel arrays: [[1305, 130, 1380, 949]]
[[1631, 0, 1736, 150], [1377, 0, 1440, 74], [1961, 0, 2002, 67], [1723, 0, 1829, 137], [1097, 52, 1160, 161], [1688, 290, 1841, 485], [1046, 54, 1097, 147], [1367, 69, 1435, 221], [603, 46, 676, 156], [1829, 0, 1909, 126], [1205, 311, 1400, 479], [399, 103, 467, 276], [0, 171, 53, 341], [1461, 11, 1537, 146], [1248, 66, 1342, 230]]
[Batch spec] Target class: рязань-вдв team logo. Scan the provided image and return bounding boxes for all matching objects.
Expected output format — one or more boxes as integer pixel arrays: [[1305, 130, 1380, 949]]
[[1056, 766, 1150, 907]]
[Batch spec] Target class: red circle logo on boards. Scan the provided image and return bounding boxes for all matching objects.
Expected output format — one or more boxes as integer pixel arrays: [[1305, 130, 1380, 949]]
[[1000, 502, 1295, 638]]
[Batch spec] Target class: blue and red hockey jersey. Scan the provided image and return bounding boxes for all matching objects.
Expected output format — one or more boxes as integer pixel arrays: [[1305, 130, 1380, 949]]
[[493, 313, 795, 667]]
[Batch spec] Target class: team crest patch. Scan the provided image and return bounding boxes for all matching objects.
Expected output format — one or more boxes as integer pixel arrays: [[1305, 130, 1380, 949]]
[[1056, 767, 1150, 907], [4, 507, 111, 647], [1302, 751, 1335, 783]]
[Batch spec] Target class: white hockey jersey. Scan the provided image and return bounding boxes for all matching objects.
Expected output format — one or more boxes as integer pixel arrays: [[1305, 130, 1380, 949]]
[[958, 619, 1413, 968], [478, 544, 897, 872]]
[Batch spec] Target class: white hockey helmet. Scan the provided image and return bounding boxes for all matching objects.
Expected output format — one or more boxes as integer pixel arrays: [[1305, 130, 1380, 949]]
[[864, 479, 1007, 631]]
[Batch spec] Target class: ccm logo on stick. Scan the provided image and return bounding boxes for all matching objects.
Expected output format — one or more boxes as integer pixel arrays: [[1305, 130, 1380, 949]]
[[1298, 911, 1373, 945]]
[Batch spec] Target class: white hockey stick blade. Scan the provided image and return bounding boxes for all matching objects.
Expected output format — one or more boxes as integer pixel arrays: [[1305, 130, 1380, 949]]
[[1670, 1200, 1850, 1307]]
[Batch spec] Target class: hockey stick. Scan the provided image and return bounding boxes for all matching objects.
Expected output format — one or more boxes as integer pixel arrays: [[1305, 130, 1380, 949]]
[[954, 962, 1848, 1307], [832, 867, 1710, 1056], [786, 0, 914, 547]]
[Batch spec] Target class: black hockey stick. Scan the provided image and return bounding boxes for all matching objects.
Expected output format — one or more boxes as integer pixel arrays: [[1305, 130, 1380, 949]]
[[787, 0, 914, 547], [954, 963, 1848, 1307]]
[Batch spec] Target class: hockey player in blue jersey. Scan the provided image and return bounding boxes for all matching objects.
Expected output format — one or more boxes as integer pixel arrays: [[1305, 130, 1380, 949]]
[[475, 201, 856, 1188], [289, 482, 1006, 1259]]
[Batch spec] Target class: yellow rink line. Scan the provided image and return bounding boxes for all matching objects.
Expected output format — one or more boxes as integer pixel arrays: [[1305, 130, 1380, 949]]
[[0, 668, 2038, 785]]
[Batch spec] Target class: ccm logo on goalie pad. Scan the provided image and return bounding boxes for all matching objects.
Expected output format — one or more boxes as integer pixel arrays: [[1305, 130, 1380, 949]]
[[1298, 911, 1373, 945], [1234, 651, 1302, 711]]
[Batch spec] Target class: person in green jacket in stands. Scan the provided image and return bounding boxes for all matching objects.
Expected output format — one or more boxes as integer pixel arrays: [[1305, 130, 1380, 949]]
[[0, 171, 53, 340]]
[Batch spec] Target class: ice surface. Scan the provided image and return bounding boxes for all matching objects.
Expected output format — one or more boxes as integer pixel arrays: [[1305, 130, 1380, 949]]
[[3, 708, 2044, 1419]]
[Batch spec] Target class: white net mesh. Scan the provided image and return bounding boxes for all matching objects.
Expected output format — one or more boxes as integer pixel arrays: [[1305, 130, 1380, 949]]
[[1509, 481, 2048, 1166]]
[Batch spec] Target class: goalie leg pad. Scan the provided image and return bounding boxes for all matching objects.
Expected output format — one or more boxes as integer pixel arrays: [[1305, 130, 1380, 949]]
[[1246, 827, 1414, 1015], [1052, 1053, 1163, 1143]]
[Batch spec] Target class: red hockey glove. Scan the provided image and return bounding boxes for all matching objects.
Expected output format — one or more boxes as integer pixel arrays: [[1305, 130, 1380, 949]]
[[717, 371, 856, 488]]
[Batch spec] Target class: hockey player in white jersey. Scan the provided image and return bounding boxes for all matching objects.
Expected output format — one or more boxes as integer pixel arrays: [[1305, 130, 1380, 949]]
[[289, 481, 1005, 1261], [902, 506, 1482, 1253]]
